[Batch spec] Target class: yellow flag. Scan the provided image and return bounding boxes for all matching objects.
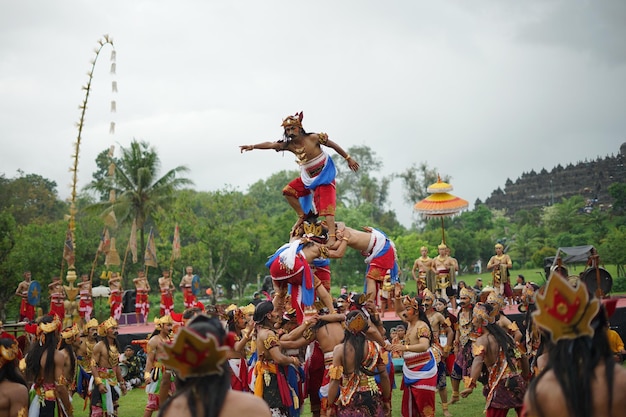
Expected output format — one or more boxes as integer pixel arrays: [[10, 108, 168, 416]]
[[144, 228, 158, 268], [129, 219, 138, 263]]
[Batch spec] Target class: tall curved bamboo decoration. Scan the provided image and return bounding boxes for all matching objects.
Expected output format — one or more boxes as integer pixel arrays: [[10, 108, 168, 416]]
[[63, 35, 117, 326]]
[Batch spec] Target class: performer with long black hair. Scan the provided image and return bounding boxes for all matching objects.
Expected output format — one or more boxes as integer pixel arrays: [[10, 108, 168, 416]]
[[0, 337, 28, 417]]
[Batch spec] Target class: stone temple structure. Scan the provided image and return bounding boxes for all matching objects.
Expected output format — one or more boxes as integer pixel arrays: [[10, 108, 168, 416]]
[[483, 143, 626, 216]]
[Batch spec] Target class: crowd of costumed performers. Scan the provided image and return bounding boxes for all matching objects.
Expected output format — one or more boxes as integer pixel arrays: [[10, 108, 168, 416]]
[[3, 112, 626, 417]]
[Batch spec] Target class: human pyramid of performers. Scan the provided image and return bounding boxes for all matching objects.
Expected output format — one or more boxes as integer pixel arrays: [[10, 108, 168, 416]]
[[2, 112, 625, 417]]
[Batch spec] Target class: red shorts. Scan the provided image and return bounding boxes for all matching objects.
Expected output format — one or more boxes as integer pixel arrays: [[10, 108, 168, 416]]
[[283, 177, 336, 217]]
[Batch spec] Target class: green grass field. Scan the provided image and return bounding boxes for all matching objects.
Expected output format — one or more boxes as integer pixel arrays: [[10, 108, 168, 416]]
[[72, 373, 513, 417]]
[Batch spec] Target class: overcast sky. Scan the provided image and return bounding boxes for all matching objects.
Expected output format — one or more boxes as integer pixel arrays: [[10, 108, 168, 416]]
[[1, 1, 624, 227]]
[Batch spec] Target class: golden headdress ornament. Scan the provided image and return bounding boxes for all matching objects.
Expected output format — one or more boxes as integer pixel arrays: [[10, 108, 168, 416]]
[[224, 304, 238, 314], [402, 295, 420, 311], [38, 315, 61, 335], [241, 304, 256, 316], [303, 221, 323, 238], [98, 317, 118, 336], [422, 288, 435, 302], [86, 318, 99, 329], [155, 315, 173, 330], [346, 311, 369, 334], [161, 323, 229, 380], [486, 292, 505, 309], [459, 287, 476, 304], [281, 111, 303, 128], [495, 243, 504, 249], [437, 242, 447, 250], [533, 272, 600, 342], [0, 340, 19, 369], [473, 302, 497, 326], [61, 324, 80, 340]]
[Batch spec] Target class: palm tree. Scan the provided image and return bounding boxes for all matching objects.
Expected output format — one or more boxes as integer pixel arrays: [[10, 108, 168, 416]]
[[87, 140, 193, 251]]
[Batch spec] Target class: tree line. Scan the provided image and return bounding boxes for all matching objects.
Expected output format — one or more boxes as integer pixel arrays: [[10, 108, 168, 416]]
[[1, 139, 625, 321]]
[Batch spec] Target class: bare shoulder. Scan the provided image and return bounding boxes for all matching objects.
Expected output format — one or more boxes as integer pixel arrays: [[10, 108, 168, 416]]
[[221, 391, 271, 417], [160, 395, 191, 417], [333, 343, 344, 359], [1, 380, 28, 404]]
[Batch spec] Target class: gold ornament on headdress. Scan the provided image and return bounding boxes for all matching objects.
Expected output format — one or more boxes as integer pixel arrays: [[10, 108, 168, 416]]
[[281, 112, 303, 128], [473, 302, 496, 326], [303, 221, 322, 237], [161, 327, 229, 380], [486, 292, 504, 309], [241, 304, 256, 316], [0, 340, 19, 369], [422, 288, 435, 301], [155, 315, 173, 330], [38, 316, 61, 335], [402, 295, 420, 311], [533, 272, 600, 342], [61, 324, 80, 340], [495, 243, 504, 249], [346, 311, 368, 334], [224, 304, 238, 314], [98, 317, 118, 336], [459, 287, 476, 304], [437, 242, 447, 250], [86, 318, 99, 329]]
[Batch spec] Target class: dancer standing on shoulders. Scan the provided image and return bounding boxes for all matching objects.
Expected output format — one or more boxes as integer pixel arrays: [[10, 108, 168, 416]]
[[240, 112, 359, 247]]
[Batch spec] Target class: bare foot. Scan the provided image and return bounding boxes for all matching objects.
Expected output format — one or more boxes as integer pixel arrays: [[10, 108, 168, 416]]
[[443, 409, 452, 417], [450, 394, 460, 405]]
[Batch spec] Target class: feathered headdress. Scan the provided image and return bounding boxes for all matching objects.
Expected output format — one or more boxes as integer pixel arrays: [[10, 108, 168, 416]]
[[533, 272, 600, 342]]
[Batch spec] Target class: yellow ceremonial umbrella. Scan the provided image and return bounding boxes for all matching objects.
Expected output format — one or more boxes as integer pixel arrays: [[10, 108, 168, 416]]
[[414, 176, 468, 244]]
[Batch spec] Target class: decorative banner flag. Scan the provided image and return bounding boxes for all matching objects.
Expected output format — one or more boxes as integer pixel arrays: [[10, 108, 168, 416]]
[[98, 228, 111, 254], [144, 228, 158, 268], [63, 227, 75, 267], [105, 237, 121, 266], [172, 224, 181, 260], [129, 218, 138, 263]]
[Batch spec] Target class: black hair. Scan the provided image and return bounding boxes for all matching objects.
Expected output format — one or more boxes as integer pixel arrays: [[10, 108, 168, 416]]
[[26, 315, 58, 383], [528, 305, 615, 417], [343, 311, 376, 377], [482, 304, 518, 371], [158, 315, 231, 417], [253, 301, 274, 324], [0, 338, 27, 387]]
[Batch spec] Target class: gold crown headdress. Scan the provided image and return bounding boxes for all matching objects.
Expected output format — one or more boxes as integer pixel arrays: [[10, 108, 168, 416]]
[[437, 242, 447, 250], [533, 272, 600, 342], [0, 340, 19, 369], [523, 284, 536, 304], [402, 295, 420, 311], [281, 112, 303, 128], [486, 292, 505, 309], [38, 315, 61, 335], [98, 317, 118, 336], [224, 304, 238, 314], [422, 288, 435, 302], [161, 318, 229, 380], [346, 311, 369, 334], [420, 246, 428, 252], [241, 304, 256, 316], [473, 302, 497, 326], [303, 221, 323, 238], [495, 243, 504, 249], [459, 287, 476, 304], [86, 318, 99, 329], [155, 315, 173, 330], [61, 324, 80, 340]]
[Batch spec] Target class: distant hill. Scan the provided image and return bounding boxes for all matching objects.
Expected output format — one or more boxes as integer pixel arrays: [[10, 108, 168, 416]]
[[482, 143, 626, 216]]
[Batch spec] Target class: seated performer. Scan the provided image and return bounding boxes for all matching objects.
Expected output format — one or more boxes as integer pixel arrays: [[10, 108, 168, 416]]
[[240, 111, 359, 247], [327, 310, 391, 417], [158, 314, 270, 417]]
